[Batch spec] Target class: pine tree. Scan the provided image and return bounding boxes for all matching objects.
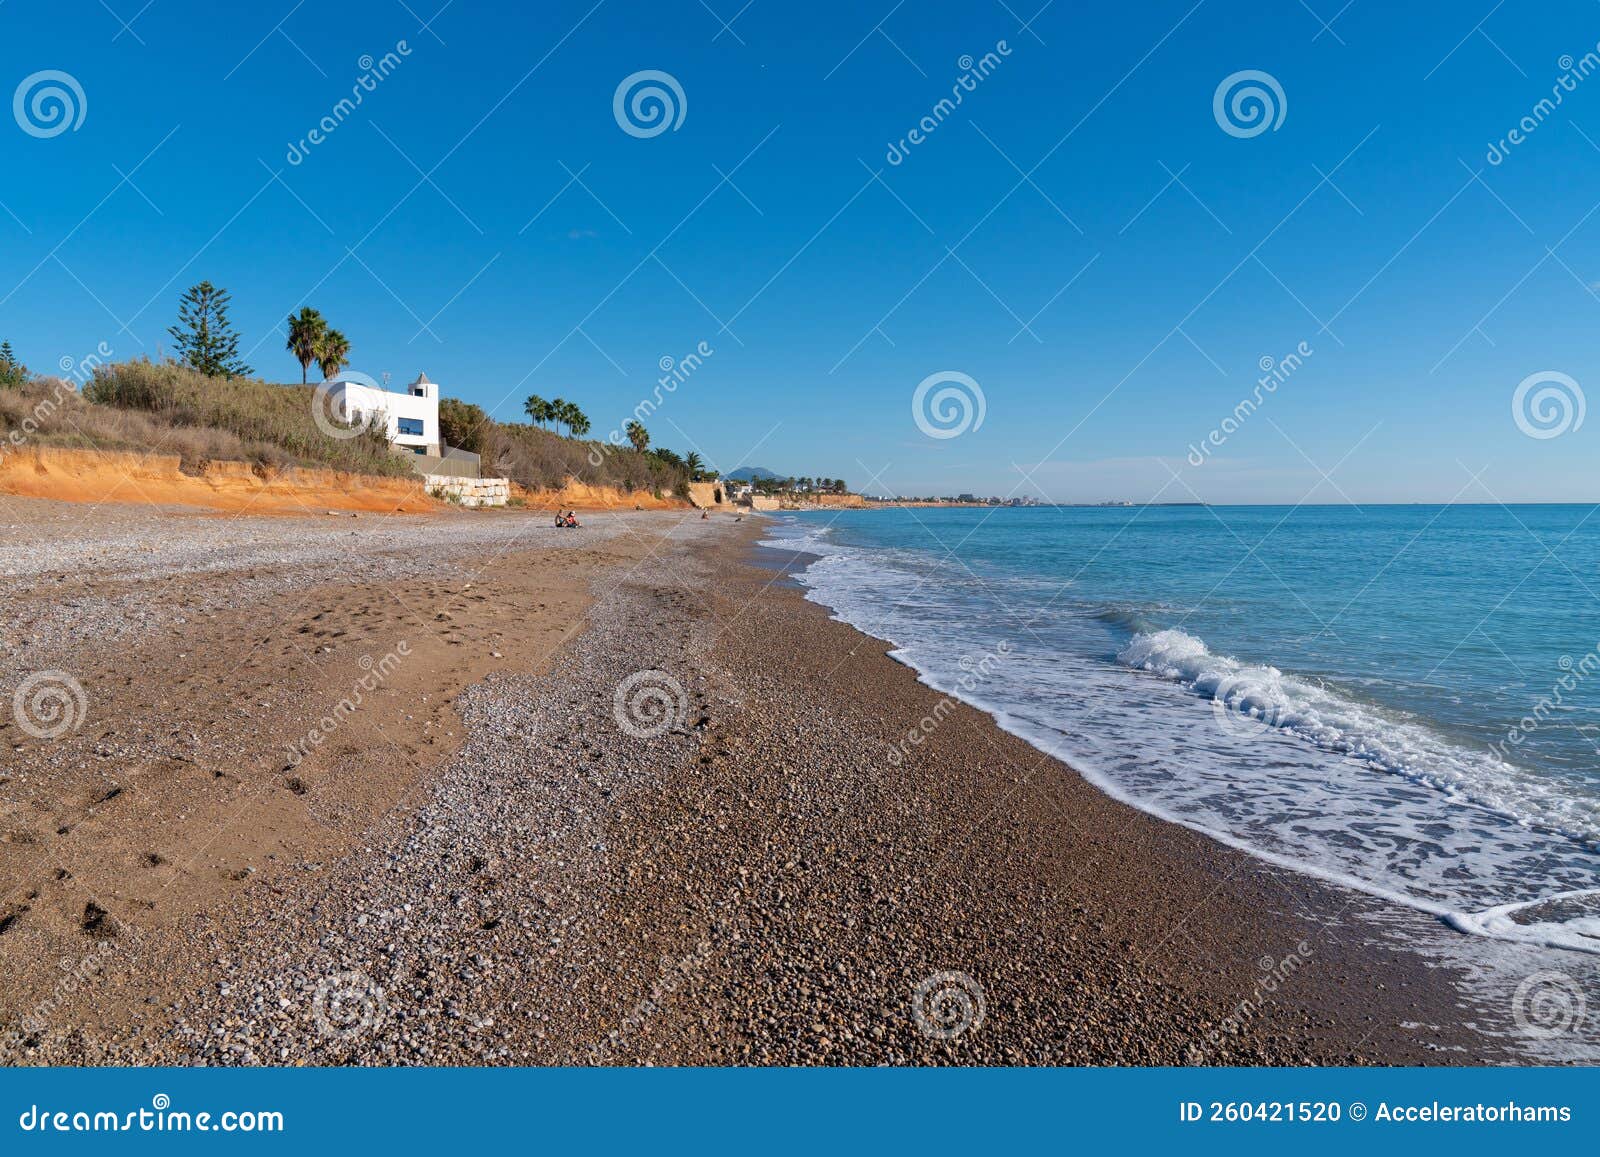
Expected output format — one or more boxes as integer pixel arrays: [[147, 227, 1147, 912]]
[[168, 281, 252, 378], [0, 340, 25, 388]]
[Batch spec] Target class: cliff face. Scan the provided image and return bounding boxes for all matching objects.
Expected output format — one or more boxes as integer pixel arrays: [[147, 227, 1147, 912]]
[[512, 479, 689, 511], [0, 447, 698, 515], [0, 446, 438, 513]]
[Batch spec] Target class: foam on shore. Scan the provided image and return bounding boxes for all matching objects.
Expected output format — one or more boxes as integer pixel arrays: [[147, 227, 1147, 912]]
[[763, 517, 1600, 957]]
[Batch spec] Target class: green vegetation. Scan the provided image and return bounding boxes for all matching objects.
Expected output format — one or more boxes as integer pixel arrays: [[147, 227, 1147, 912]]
[[473, 419, 687, 495], [524, 394, 590, 438], [285, 307, 325, 384], [751, 475, 850, 496], [80, 358, 412, 476], [438, 396, 491, 455], [285, 307, 355, 383], [317, 329, 351, 379], [0, 341, 27, 389], [169, 281, 252, 378]]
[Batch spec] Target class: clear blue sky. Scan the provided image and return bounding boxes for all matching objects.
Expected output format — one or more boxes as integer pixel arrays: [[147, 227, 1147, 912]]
[[5, 0, 1600, 502]]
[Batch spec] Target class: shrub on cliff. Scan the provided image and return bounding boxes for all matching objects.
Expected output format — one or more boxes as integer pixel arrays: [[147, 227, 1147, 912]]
[[80, 358, 413, 476]]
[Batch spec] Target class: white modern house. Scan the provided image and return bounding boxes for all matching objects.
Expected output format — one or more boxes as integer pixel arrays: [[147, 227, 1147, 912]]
[[325, 371, 441, 456]]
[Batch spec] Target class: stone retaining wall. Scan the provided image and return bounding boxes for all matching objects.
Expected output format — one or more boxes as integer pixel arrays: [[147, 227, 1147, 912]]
[[424, 475, 510, 507]]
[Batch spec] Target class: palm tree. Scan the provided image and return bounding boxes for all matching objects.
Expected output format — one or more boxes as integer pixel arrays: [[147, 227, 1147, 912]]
[[564, 402, 591, 438], [546, 396, 567, 434], [316, 329, 351, 379], [524, 394, 550, 427], [285, 307, 326, 384], [625, 420, 649, 452], [685, 451, 704, 481]]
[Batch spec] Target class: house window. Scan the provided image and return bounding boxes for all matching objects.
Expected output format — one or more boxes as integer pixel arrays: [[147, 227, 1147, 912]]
[[397, 417, 425, 437]]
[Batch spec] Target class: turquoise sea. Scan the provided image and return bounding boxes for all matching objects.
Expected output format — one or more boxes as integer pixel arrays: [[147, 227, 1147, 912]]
[[767, 505, 1600, 955]]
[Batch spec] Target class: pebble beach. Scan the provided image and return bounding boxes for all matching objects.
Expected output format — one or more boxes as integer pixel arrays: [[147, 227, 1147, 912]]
[[0, 502, 1513, 1064]]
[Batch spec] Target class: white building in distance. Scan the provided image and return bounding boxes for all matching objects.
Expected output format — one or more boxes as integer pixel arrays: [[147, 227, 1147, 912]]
[[325, 372, 441, 456]]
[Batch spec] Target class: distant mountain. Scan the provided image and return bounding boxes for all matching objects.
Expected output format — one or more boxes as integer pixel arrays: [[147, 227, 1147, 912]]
[[726, 466, 781, 481]]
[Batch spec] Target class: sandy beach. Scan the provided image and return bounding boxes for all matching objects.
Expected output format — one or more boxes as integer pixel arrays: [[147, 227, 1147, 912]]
[[0, 501, 1519, 1064]]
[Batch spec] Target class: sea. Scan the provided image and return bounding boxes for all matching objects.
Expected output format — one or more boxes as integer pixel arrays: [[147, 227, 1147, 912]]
[[764, 504, 1600, 966]]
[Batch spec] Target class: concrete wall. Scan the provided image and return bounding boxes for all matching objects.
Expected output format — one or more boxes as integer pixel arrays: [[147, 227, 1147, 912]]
[[404, 446, 482, 479], [424, 475, 509, 507]]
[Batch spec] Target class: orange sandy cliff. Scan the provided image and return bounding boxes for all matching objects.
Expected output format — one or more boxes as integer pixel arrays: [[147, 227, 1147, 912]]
[[0, 446, 696, 515], [0, 446, 438, 514]]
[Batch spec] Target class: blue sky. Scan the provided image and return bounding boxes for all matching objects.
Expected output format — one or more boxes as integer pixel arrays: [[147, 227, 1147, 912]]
[[5, 0, 1600, 502]]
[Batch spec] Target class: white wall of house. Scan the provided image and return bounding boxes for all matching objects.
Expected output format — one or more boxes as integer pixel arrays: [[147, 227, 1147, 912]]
[[327, 372, 441, 455]]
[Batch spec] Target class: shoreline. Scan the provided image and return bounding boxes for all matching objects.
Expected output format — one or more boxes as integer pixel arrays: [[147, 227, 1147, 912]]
[[0, 502, 1528, 1062], [755, 518, 1600, 1062], [725, 524, 1513, 1063]]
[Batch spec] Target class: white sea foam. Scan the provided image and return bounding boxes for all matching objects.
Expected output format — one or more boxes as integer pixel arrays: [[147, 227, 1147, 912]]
[[763, 518, 1600, 956], [1117, 627, 1600, 846]]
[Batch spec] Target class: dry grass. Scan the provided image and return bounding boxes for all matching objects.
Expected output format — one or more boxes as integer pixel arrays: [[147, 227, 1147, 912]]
[[1, 378, 270, 472], [78, 359, 413, 476], [483, 423, 687, 495]]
